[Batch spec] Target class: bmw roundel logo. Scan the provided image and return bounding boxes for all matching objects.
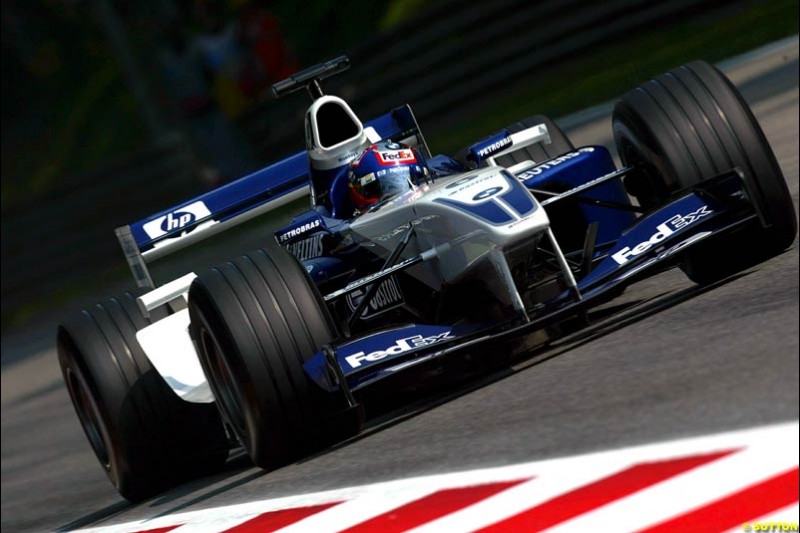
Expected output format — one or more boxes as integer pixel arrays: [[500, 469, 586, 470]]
[[472, 187, 503, 201]]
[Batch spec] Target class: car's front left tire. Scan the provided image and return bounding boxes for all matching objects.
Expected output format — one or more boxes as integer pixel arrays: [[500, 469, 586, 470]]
[[613, 60, 797, 284]]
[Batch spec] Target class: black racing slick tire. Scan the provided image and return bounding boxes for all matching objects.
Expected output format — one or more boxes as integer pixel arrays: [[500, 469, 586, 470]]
[[613, 60, 797, 284], [57, 291, 229, 502], [456, 115, 574, 168], [188, 247, 361, 470]]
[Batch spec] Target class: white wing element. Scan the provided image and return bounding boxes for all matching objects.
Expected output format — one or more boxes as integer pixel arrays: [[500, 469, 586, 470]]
[[136, 308, 213, 403]]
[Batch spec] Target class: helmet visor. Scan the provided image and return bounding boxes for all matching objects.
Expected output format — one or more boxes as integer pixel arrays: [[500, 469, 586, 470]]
[[357, 169, 412, 202], [377, 169, 413, 200]]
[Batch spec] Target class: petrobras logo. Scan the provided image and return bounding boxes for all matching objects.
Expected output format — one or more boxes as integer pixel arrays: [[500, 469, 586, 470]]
[[142, 201, 212, 239], [276, 219, 321, 243], [612, 205, 712, 264], [475, 136, 512, 159], [345, 330, 455, 368], [376, 149, 417, 166]]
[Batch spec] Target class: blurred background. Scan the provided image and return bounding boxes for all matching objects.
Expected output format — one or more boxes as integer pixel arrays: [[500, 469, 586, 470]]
[[1, 0, 798, 340]]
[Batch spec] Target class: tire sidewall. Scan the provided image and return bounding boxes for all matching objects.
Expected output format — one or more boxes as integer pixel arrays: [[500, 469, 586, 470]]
[[612, 62, 796, 282], [188, 247, 341, 469]]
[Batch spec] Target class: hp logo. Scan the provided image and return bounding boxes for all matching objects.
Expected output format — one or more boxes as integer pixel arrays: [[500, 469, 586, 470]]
[[160, 211, 196, 232]]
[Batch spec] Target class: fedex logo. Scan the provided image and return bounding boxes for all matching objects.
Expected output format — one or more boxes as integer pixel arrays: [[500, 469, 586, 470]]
[[377, 149, 417, 166], [668, 205, 712, 229], [612, 205, 712, 264], [142, 201, 212, 239], [345, 331, 454, 368]]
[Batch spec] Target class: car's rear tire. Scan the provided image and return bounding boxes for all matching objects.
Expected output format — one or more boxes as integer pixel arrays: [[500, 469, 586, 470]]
[[57, 291, 229, 502], [188, 247, 361, 470], [456, 115, 574, 168], [613, 60, 796, 284]]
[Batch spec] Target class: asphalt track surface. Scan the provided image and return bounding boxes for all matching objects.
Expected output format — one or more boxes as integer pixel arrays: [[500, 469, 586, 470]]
[[2, 39, 798, 532]]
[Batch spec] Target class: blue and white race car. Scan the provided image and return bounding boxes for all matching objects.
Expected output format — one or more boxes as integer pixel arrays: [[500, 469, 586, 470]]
[[57, 56, 797, 501]]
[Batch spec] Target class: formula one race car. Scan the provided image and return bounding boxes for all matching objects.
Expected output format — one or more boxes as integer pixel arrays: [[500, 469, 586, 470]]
[[57, 56, 796, 500]]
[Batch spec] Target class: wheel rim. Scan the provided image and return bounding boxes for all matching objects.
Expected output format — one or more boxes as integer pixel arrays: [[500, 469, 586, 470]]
[[199, 327, 248, 438], [65, 364, 111, 470]]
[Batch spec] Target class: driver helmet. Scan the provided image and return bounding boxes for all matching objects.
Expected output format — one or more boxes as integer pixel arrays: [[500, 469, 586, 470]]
[[348, 140, 429, 213]]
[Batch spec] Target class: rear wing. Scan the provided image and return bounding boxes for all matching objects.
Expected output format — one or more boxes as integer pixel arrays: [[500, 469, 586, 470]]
[[116, 105, 427, 288]]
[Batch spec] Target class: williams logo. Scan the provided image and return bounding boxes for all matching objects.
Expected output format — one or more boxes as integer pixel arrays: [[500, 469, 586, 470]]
[[142, 201, 212, 239]]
